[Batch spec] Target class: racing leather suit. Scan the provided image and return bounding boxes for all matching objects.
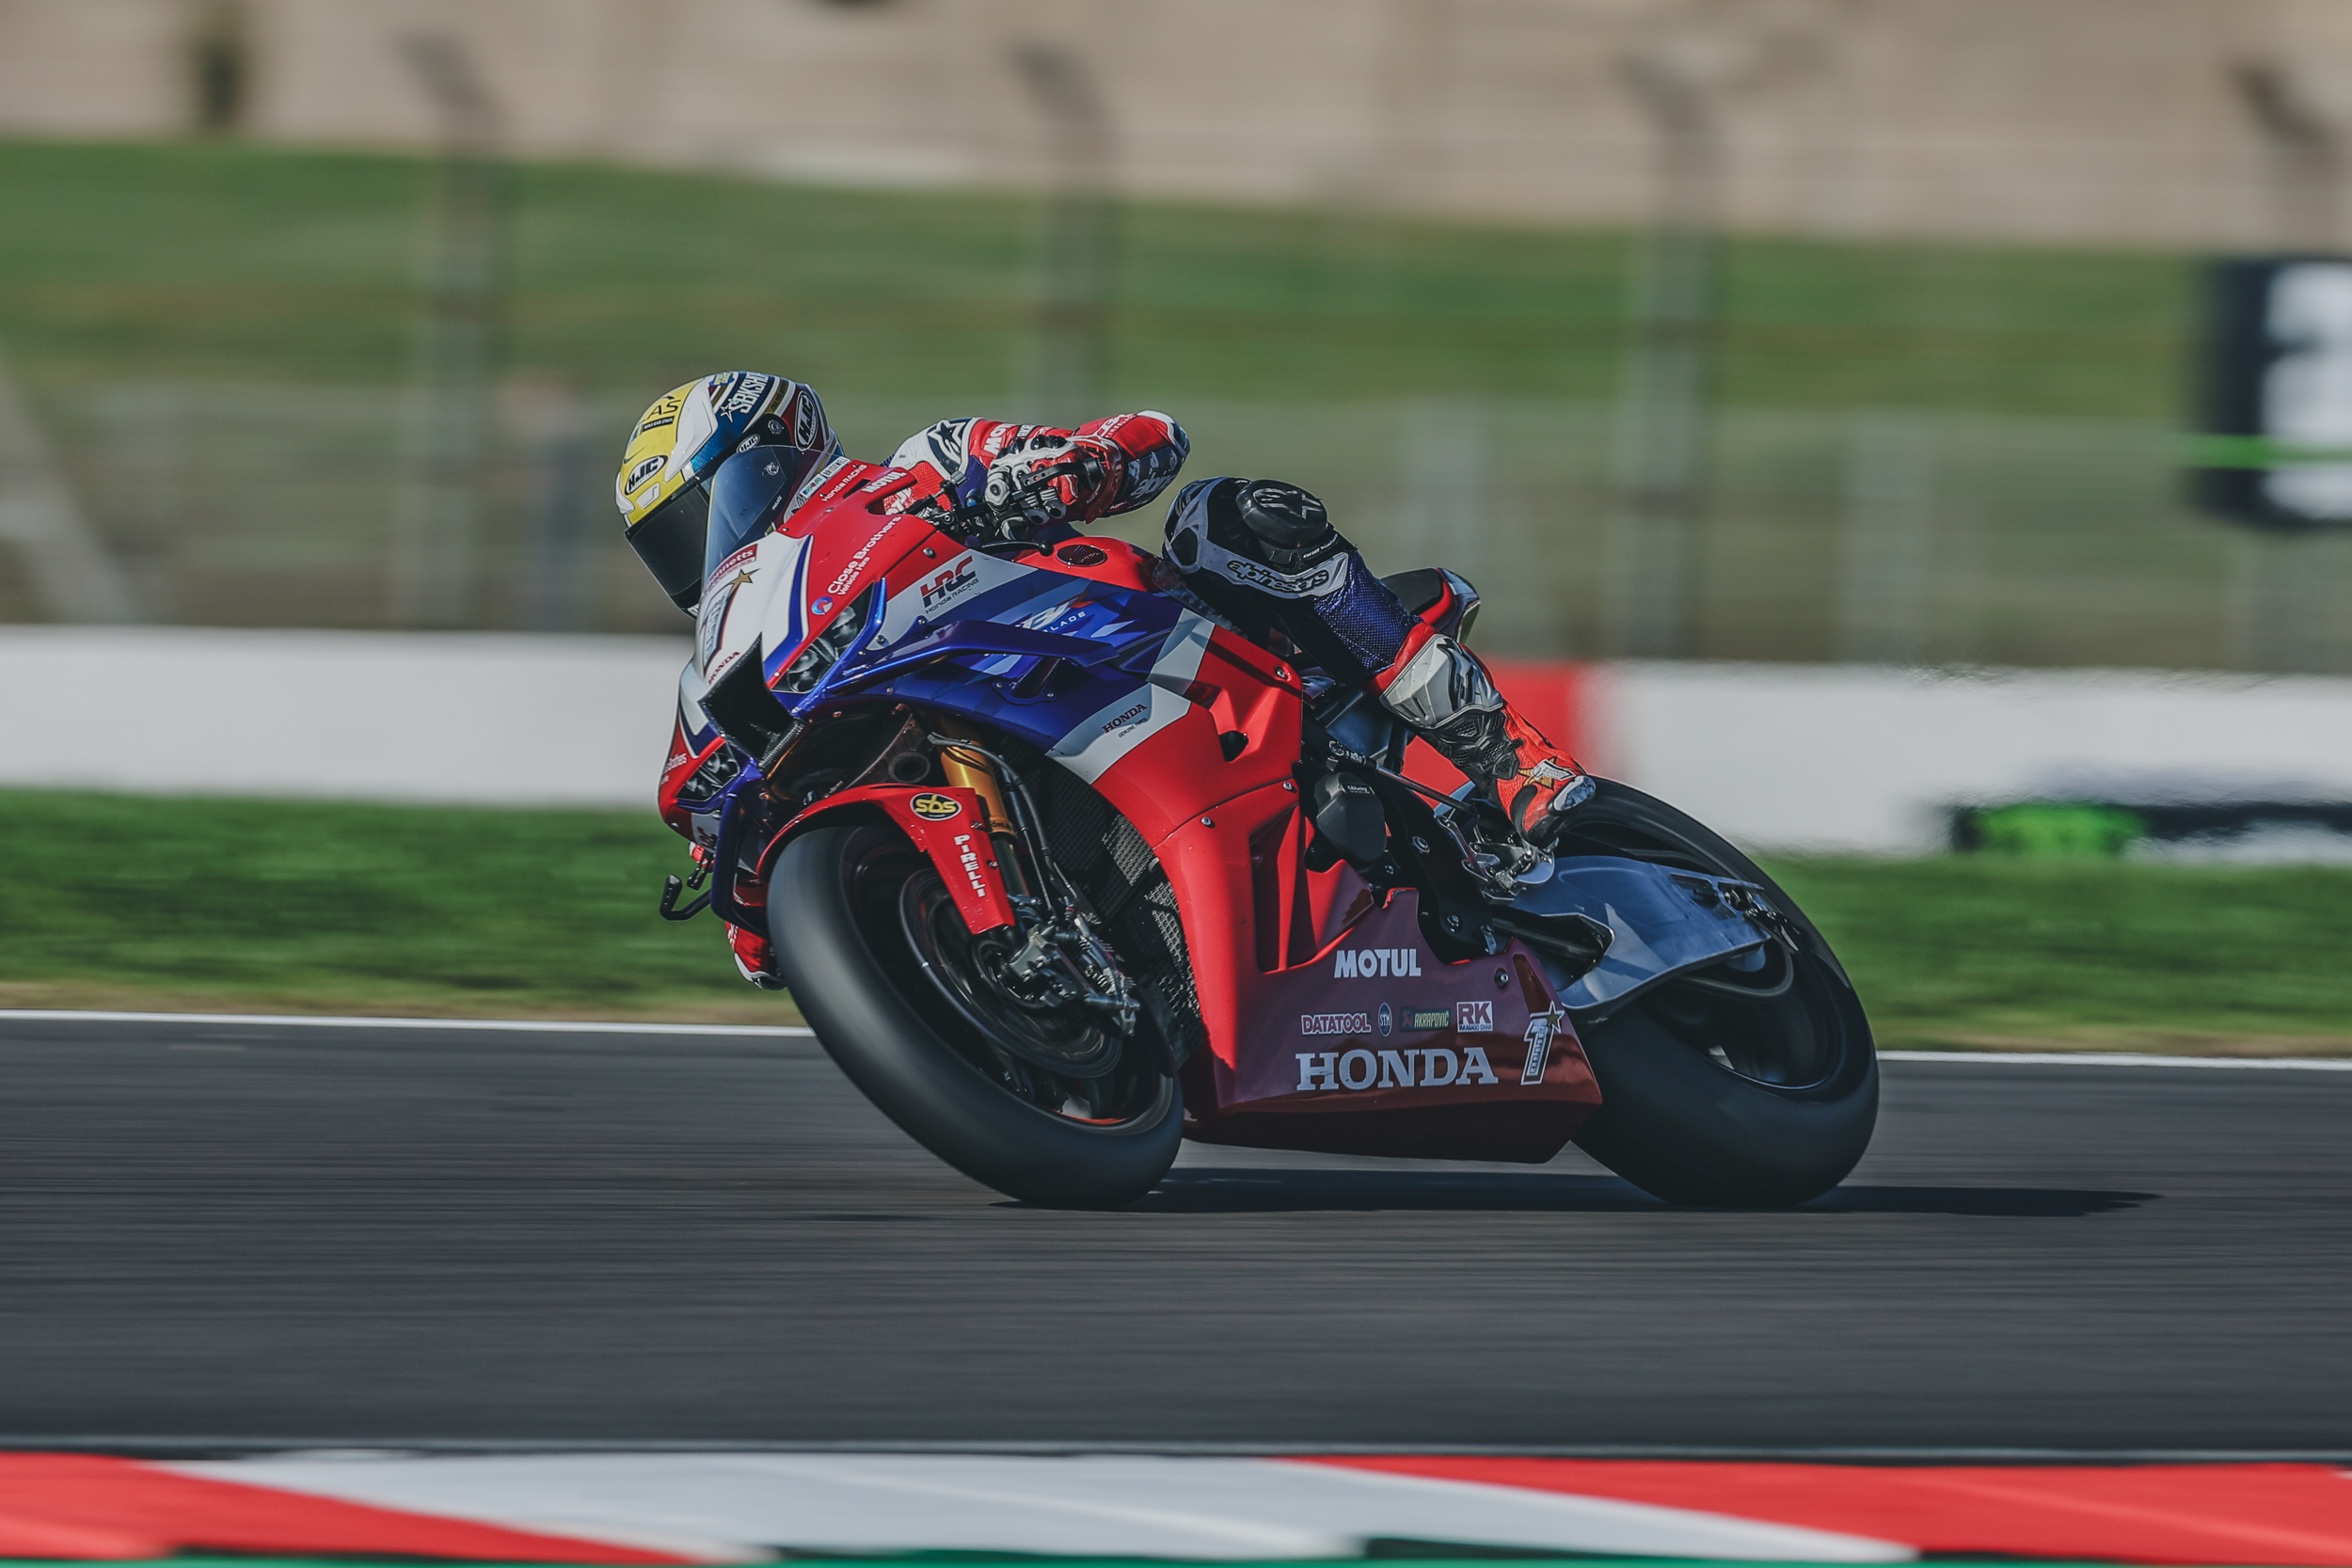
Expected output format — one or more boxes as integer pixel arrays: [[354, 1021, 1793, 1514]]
[[715, 407, 1589, 989], [886, 411, 1594, 843]]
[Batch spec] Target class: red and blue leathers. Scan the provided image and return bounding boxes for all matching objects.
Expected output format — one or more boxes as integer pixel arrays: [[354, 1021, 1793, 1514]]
[[867, 413, 1591, 842], [656, 396, 1592, 986]]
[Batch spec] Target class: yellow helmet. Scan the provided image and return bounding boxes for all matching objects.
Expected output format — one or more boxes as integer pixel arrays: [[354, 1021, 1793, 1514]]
[[617, 372, 839, 610]]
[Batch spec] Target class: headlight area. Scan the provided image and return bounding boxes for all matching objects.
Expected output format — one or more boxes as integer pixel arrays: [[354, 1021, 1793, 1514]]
[[702, 594, 876, 769], [775, 595, 871, 696]]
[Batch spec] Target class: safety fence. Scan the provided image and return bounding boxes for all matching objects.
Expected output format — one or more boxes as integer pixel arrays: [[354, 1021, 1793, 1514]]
[[6, 379, 2348, 673]]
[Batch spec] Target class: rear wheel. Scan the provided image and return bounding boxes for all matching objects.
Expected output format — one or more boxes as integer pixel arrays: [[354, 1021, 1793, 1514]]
[[769, 821, 1184, 1209], [1549, 781, 1878, 1207]]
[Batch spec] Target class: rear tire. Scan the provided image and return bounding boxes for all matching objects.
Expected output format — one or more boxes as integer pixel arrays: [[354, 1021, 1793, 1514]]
[[770, 822, 1184, 1209], [1550, 781, 1878, 1207]]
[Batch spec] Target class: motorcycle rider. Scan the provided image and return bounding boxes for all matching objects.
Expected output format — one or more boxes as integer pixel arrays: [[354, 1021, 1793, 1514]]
[[618, 372, 1594, 977]]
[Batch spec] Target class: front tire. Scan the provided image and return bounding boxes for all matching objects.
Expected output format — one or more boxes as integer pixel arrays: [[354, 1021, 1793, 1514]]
[[1549, 782, 1878, 1207], [769, 821, 1184, 1209]]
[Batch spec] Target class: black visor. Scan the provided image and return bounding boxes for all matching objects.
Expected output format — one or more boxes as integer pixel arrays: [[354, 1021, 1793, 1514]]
[[625, 481, 712, 612], [705, 446, 822, 583]]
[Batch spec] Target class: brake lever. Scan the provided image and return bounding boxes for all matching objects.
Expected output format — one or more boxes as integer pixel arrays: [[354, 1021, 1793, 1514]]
[[658, 875, 710, 922]]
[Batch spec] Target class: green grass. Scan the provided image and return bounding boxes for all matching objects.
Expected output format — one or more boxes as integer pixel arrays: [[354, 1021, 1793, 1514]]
[[1763, 854, 2352, 1053], [0, 137, 2191, 417], [0, 788, 780, 1023], [0, 790, 2345, 1052]]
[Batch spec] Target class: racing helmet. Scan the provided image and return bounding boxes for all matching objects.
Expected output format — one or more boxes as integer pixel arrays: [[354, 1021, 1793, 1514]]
[[616, 372, 840, 610]]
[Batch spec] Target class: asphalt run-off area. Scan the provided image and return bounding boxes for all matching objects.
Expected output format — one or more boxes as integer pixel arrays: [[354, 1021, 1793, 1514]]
[[2, 1011, 2347, 1456]]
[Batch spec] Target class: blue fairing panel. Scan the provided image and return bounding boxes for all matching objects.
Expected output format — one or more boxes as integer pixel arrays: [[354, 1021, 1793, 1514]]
[[1515, 857, 1773, 1013], [808, 568, 1184, 756]]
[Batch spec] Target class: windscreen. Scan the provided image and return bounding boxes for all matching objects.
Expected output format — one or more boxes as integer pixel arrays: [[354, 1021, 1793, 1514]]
[[703, 446, 821, 583]]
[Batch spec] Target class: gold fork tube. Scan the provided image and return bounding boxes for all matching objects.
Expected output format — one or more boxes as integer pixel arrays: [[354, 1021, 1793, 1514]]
[[932, 724, 1032, 904], [935, 733, 1013, 832]]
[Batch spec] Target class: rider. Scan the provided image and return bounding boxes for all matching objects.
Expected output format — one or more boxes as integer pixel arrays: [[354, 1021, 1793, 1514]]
[[618, 372, 1595, 970]]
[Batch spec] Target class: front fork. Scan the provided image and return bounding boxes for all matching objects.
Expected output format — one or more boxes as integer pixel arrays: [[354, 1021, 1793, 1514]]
[[934, 721, 1036, 911], [923, 724, 1138, 1036]]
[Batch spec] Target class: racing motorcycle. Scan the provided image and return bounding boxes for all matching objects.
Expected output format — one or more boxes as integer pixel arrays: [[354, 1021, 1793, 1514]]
[[657, 447, 1878, 1210]]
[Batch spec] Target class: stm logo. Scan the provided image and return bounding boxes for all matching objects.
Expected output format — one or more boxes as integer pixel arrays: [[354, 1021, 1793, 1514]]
[[1334, 946, 1423, 978], [1295, 1046, 1502, 1092], [919, 555, 979, 610]]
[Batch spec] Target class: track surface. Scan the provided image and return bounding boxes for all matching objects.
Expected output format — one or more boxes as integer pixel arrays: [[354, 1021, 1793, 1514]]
[[2, 1015, 2345, 1452]]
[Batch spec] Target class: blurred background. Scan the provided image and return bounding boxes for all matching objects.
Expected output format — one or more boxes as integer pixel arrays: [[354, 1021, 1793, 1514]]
[[5, 0, 2351, 665], [4, 0, 2351, 1037]]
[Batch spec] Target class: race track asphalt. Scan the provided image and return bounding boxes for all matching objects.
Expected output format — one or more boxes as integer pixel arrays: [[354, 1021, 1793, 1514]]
[[2, 1013, 2346, 1455]]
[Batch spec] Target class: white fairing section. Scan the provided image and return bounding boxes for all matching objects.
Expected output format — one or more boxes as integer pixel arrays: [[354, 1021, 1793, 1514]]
[[1048, 611, 1216, 783], [696, 531, 808, 684], [675, 657, 713, 740], [874, 547, 1038, 643], [754, 531, 816, 677]]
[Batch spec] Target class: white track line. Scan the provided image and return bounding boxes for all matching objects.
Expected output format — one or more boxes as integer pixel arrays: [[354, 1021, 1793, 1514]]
[[1881, 1049, 2352, 1070], [3, 1013, 2345, 1066], [0, 1009, 811, 1038]]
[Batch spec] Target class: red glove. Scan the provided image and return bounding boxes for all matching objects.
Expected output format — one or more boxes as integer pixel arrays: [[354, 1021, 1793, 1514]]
[[980, 436, 1121, 531]]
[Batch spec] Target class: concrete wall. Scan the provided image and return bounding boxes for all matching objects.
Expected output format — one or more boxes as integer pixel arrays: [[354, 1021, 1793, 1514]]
[[0, 626, 685, 810], [6, 0, 2352, 248], [9, 626, 2352, 854], [1585, 661, 2352, 854]]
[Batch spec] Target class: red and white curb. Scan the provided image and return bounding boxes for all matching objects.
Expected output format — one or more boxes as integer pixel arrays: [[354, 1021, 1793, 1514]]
[[7, 1452, 2352, 1564]]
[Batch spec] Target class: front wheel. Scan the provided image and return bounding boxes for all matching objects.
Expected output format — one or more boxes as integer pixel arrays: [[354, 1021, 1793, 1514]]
[[1549, 782, 1879, 1207], [769, 822, 1184, 1209]]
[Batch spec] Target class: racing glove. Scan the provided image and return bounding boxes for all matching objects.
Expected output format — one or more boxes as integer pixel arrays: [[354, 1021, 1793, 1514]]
[[980, 436, 1120, 532]]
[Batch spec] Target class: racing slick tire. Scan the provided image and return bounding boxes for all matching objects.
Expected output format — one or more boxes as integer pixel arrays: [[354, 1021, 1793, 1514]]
[[1551, 781, 1879, 1208], [770, 821, 1184, 1210]]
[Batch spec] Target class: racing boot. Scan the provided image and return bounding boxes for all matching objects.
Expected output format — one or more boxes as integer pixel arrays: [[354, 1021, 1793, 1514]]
[[728, 923, 787, 990], [1372, 626, 1597, 852], [1160, 473, 1595, 859]]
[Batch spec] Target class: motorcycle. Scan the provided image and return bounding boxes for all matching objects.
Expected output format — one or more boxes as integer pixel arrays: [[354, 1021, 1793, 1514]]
[[656, 445, 1878, 1210]]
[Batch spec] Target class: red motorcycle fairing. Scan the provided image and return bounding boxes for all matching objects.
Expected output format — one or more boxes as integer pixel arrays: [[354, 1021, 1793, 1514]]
[[766, 783, 1018, 935], [658, 715, 718, 842], [1145, 778, 1601, 1164], [689, 465, 1599, 1163]]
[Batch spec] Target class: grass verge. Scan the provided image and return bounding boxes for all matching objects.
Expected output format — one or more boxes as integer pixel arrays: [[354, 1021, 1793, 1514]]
[[1761, 854, 2352, 1054], [1, 790, 2344, 1053], [0, 789, 790, 1025], [0, 137, 2186, 418]]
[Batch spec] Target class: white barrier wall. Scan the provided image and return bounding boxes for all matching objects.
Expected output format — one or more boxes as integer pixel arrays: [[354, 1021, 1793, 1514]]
[[1587, 662, 2352, 854], [0, 626, 687, 811], [7, 627, 2352, 854]]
